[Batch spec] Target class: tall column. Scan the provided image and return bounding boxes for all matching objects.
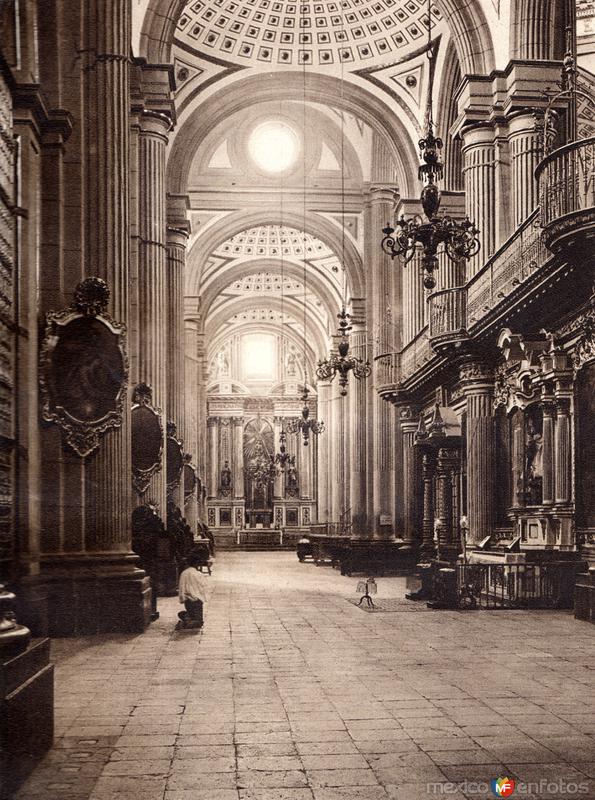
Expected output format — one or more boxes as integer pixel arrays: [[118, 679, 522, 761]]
[[508, 112, 542, 227], [232, 417, 244, 500], [399, 406, 421, 549], [332, 384, 347, 526], [435, 447, 460, 562], [299, 428, 312, 500], [420, 449, 436, 559], [81, 0, 133, 554], [349, 323, 369, 538], [460, 359, 495, 543], [166, 196, 190, 439], [134, 92, 172, 516], [542, 402, 556, 506], [555, 399, 571, 505], [208, 417, 219, 500], [461, 124, 496, 278], [316, 382, 331, 524]]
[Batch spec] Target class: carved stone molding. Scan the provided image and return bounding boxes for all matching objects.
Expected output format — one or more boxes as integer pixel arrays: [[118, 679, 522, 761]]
[[166, 421, 184, 490], [572, 305, 595, 373], [459, 359, 494, 385], [495, 328, 573, 412], [40, 278, 127, 458], [131, 383, 163, 494]]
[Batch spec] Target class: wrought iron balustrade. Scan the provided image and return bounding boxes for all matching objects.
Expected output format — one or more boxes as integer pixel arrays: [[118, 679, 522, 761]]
[[400, 328, 434, 379], [374, 351, 401, 389], [428, 287, 467, 346], [466, 210, 548, 326], [453, 561, 580, 609], [537, 136, 595, 232]]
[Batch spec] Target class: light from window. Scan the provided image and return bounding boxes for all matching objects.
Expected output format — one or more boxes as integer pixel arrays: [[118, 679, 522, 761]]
[[241, 333, 276, 380], [248, 121, 299, 173]]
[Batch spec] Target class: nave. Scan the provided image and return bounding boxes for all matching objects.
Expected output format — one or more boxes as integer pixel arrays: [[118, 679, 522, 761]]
[[13, 553, 595, 800]]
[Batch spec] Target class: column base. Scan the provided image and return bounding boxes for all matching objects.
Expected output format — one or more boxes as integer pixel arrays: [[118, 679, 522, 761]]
[[0, 638, 54, 796], [23, 554, 152, 636]]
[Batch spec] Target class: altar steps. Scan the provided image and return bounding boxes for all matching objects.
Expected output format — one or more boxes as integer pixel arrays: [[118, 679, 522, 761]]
[[213, 528, 309, 551]]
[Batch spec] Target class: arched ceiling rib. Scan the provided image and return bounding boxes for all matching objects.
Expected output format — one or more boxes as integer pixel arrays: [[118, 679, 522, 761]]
[[187, 210, 364, 299]]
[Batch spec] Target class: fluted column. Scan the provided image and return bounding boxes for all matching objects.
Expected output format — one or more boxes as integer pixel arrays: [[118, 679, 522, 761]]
[[460, 360, 495, 543], [300, 419, 313, 501], [349, 325, 369, 538], [332, 383, 347, 525], [435, 447, 460, 562], [135, 109, 171, 514], [399, 406, 421, 549], [420, 450, 436, 559], [229, 416, 243, 502], [166, 198, 190, 438], [555, 399, 571, 505], [316, 382, 332, 524], [208, 417, 219, 500], [508, 112, 542, 227], [82, 0, 131, 552], [461, 125, 496, 279], [542, 402, 556, 505]]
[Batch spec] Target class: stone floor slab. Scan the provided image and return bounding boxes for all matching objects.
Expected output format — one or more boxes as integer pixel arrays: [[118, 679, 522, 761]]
[[12, 553, 595, 800]]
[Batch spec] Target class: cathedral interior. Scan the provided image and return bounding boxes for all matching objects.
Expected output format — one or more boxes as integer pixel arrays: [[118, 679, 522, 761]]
[[1, 0, 595, 798]]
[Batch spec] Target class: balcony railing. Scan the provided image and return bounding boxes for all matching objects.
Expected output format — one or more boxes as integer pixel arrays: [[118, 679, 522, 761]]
[[537, 136, 595, 233], [400, 327, 433, 379], [428, 287, 467, 347], [467, 210, 548, 326]]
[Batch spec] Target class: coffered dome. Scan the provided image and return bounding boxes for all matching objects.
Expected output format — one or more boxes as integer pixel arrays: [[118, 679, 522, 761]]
[[176, 0, 442, 68]]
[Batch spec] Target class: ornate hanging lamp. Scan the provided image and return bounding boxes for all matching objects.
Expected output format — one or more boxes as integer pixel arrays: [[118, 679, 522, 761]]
[[286, 386, 325, 446], [316, 308, 371, 396], [273, 429, 296, 471], [316, 12, 371, 396], [287, 24, 324, 446], [380, 0, 480, 290]]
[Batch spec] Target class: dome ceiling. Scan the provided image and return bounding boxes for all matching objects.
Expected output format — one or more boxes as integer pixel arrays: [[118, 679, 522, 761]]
[[214, 225, 335, 260], [176, 0, 442, 68]]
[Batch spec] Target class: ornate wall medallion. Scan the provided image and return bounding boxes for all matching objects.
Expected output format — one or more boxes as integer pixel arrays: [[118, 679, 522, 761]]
[[40, 278, 127, 457], [166, 421, 184, 490], [131, 383, 163, 494]]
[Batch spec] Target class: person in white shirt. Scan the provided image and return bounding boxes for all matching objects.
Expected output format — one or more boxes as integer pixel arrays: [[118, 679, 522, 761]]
[[177, 553, 208, 628]]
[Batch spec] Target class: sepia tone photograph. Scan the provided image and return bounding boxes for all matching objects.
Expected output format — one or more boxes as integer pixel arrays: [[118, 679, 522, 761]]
[[0, 0, 594, 798]]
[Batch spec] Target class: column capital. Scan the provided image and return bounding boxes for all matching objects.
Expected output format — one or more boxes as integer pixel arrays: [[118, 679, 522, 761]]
[[555, 397, 571, 415], [365, 184, 399, 207], [459, 357, 494, 389], [231, 416, 244, 426], [541, 400, 558, 417], [207, 417, 219, 427], [399, 404, 420, 433]]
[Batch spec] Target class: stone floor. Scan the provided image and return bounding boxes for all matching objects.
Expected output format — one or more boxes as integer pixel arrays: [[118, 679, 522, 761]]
[[11, 552, 595, 800]]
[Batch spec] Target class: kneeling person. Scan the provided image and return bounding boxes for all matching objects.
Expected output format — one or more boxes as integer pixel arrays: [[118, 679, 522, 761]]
[[178, 553, 208, 628]]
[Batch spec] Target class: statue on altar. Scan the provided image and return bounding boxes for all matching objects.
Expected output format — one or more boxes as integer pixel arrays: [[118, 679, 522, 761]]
[[220, 460, 232, 495], [525, 415, 543, 505]]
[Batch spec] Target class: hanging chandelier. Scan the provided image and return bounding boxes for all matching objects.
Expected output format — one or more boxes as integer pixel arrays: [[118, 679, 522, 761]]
[[316, 12, 371, 397], [288, 25, 325, 447], [380, 0, 480, 290], [273, 429, 295, 472], [286, 387, 324, 446], [316, 308, 371, 396]]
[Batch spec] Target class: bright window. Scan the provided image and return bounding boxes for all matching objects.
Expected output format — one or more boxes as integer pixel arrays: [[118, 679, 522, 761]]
[[241, 334, 276, 380], [248, 121, 299, 173]]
